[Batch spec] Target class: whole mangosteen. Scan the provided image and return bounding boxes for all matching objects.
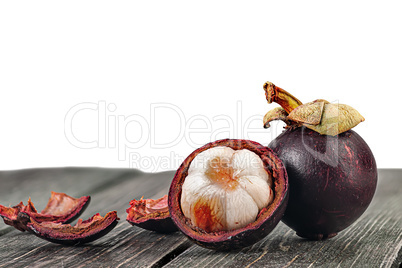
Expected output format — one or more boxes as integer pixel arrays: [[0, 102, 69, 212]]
[[262, 82, 377, 240]]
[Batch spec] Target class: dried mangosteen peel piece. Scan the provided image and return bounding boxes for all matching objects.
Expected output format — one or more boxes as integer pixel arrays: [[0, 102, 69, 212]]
[[0, 192, 90, 232], [126, 195, 177, 233], [21, 192, 91, 224], [0, 202, 27, 232], [263, 82, 365, 136], [0, 199, 39, 231], [169, 139, 289, 251], [26, 211, 119, 245]]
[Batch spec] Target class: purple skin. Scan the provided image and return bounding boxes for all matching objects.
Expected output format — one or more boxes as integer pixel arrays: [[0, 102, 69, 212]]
[[26, 212, 119, 246], [127, 217, 178, 234], [269, 127, 377, 240]]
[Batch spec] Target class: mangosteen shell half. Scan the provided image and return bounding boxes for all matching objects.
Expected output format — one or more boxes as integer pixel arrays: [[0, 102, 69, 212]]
[[126, 195, 178, 233], [168, 139, 289, 251], [269, 127, 377, 240], [26, 211, 119, 246]]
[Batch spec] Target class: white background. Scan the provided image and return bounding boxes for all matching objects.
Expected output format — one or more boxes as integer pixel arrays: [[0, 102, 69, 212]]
[[1, 1, 401, 171]]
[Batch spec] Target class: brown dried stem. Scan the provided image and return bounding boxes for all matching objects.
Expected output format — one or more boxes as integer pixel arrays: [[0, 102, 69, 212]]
[[263, 82, 303, 113]]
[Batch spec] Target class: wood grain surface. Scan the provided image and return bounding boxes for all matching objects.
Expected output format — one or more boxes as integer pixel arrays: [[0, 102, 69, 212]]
[[0, 168, 401, 267]]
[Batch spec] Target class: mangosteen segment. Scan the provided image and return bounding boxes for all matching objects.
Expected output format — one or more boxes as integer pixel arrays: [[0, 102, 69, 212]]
[[27, 211, 119, 245], [126, 195, 177, 233], [169, 139, 289, 251]]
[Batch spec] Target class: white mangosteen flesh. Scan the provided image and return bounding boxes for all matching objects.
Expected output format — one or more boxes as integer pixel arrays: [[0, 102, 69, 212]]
[[180, 146, 274, 233]]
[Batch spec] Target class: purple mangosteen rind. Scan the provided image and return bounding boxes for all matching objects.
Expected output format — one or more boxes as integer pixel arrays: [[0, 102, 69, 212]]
[[168, 139, 289, 251], [26, 211, 119, 246], [127, 216, 178, 233], [0, 193, 91, 232], [18, 195, 91, 228], [126, 195, 178, 233], [21, 195, 92, 225]]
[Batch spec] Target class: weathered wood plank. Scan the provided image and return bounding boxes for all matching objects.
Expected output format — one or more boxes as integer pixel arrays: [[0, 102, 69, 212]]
[[164, 169, 402, 268], [0, 168, 400, 267], [0, 170, 192, 267]]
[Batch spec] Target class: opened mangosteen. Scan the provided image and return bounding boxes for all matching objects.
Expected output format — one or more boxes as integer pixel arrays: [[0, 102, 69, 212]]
[[168, 139, 288, 251], [126, 195, 177, 233], [263, 82, 377, 240]]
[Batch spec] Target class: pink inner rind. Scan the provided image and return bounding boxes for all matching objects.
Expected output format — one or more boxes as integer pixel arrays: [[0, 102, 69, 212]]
[[25, 193, 91, 224], [0, 193, 91, 232], [126, 195, 170, 224], [126, 195, 178, 233]]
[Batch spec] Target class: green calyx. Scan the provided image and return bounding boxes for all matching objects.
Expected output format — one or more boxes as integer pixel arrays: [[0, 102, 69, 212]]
[[262, 82, 365, 136]]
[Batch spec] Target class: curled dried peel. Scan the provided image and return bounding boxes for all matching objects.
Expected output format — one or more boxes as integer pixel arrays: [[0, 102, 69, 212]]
[[0, 202, 26, 231], [0, 192, 90, 231], [262, 82, 365, 136], [126, 195, 177, 233], [27, 211, 119, 245], [23, 192, 91, 224]]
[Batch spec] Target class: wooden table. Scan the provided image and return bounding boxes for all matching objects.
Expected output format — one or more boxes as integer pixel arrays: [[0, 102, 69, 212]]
[[0, 168, 401, 267]]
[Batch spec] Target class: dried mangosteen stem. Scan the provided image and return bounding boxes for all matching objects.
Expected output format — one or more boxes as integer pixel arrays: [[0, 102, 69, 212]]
[[263, 82, 303, 113]]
